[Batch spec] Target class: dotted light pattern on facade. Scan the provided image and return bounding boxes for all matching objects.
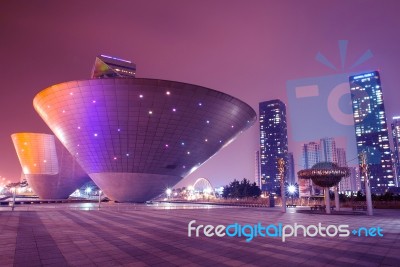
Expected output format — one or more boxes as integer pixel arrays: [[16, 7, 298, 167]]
[[33, 78, 256, 202]]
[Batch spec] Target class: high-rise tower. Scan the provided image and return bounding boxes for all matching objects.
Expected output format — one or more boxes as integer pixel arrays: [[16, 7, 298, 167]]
[[349, 71, 395, 194], [259, 100, 288, 193], [287, 152, 296, 185], [302, 142, 320, 169], [320, 137, 337, 163], [391, 116, 400, 187]]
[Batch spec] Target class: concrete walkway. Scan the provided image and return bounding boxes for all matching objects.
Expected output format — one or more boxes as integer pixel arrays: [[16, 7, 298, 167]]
[[0, 203, 399, 266]]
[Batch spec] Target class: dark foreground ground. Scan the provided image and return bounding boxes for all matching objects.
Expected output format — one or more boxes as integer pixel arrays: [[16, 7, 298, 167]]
[[0, 202, 399, 266]]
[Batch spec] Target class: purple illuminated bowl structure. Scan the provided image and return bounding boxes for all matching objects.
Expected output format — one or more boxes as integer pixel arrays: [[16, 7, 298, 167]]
[[33, 78, 256, 202]]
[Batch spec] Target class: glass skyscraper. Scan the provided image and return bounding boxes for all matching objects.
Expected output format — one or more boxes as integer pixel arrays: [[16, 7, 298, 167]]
[[259, 100, 288, 193], [349, 71, 395, 194], [320, 137, 337, 163], [287, 152, 295, 185], [391, 116, 400, 187]]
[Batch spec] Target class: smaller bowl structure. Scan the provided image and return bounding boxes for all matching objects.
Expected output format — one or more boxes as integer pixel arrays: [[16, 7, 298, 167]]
[[297, 162, 350, 188], [11, 133, 91, 199]]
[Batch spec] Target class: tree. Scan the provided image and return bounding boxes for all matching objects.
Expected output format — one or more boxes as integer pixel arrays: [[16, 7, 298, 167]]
[[222, 178, 261, 199]]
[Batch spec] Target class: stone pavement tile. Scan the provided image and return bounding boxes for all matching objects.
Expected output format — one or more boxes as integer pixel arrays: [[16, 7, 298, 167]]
[[38, 251, 65, 260], [13, 258, 42, 267], [91, 255, 115, 263], [122, 262, 150, 267], [379, 256, 399, 266], [68, 259, 97, 267], [222, 259, 247, 266], [152, 261, 180, 267], [93, 260, 123, 267], [41, 258, 70, 266]]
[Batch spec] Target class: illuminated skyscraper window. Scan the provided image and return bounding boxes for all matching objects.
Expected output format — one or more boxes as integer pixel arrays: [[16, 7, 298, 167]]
[[91, 55, 136, 78], [259, 99, 288, 193], [349, 71, 394, 194]]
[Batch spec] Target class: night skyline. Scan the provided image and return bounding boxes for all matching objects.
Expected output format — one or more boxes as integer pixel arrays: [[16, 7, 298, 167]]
[[2, 1, 400, 188]]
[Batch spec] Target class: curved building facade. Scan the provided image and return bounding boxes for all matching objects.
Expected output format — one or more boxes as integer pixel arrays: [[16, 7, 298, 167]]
[[33, 78, 256, 202], [11, 133, 91, 199]]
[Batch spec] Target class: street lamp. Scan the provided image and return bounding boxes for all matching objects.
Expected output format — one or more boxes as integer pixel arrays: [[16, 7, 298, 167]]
[[85, 187, 92, 197], [11, 187, 16, 211], [278, 158, 286, 212], [98, 190, 102, 210], [287, 184, 297, 205], [166, 188, 172, 200], [360, 151, 373, 216]]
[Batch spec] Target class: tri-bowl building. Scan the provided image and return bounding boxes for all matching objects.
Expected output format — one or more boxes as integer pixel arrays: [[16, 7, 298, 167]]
[[32, 56, 256, 202], [11, 133, 91, 199]]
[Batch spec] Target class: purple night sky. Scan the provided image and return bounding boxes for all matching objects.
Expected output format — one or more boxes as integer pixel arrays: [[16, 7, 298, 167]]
[[2, 0, 400, 188]]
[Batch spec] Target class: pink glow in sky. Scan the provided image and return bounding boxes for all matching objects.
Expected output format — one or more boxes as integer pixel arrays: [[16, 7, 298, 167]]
[[1, 0, 400, 188]]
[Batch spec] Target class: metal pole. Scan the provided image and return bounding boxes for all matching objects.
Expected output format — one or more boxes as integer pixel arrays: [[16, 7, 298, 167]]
[[324, 188, 331, 214], [12, 187, 16, 211], [98, 190, 102, 210], [334, 185, 340, 211], [360, 152, 373, 216], [278, 158, 286, 213]]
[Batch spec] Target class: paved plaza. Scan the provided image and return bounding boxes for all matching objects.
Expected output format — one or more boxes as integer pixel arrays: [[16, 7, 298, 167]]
[[0, 203, 399, 267]]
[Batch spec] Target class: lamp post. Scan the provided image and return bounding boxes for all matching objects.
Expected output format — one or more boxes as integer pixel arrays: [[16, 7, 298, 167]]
[[11, 187, 16, 211], [85, 187, 92, 198], [98, 190, 102, 210], [278, 158, 286, 213], [360, 151, 373, 216], [334, 185, 340, 211]]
